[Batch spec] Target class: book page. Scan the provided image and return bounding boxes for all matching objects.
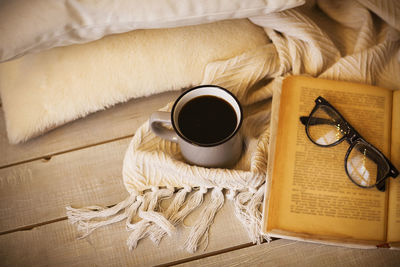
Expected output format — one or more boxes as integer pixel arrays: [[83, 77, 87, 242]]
[[262, 79, 283, 229], [387, 90, 400, 245], [266, 76, 393, 244]]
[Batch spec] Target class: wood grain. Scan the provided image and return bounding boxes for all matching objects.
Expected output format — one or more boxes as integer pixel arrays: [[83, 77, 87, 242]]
[[0, 196, 252, 266], [0, 91, 181, 168], [0, 132, 254, 266], [178, 239, 400, 267], [0, 138, 130, 233]]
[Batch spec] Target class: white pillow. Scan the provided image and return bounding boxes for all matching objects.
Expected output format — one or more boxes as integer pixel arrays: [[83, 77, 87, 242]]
[[0, 19, 269, 144], [0, 0, 304, 62]]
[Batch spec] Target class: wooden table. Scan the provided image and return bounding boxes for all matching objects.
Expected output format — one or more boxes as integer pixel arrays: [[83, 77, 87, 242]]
[[1, 91, 399, 266]]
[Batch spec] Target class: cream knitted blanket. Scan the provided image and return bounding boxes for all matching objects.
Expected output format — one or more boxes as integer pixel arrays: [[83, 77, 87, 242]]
[[67, 0, 400, 253]]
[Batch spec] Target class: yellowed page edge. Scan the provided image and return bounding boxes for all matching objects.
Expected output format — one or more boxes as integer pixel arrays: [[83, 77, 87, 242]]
[[267, 229, 379, 249], [387, 90, 400, 244], [266, 75, 301, 232], [261, 78, 283, 233]]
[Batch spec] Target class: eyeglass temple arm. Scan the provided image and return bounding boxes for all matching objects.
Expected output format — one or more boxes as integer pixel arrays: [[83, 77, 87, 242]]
[[376, 179, 386, 192], [376, 167, 399, 192]]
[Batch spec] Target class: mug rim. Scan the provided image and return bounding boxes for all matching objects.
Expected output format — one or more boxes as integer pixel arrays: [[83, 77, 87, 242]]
[[171, 85, 243, 147]]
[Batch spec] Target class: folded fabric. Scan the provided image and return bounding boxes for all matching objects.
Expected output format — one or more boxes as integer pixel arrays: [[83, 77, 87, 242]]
[[0, 19, 269, 144], [66, 0, 400, 253], [0, 0, 304, 62]]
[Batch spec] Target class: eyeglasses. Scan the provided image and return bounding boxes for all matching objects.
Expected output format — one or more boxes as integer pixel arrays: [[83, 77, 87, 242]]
[[300, 96, 399, 192]]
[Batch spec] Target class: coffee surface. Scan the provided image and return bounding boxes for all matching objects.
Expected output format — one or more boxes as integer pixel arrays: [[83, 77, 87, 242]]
[[178, 95, 237, 145]]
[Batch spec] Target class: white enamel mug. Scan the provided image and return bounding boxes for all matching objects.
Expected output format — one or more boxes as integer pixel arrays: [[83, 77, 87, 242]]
[[150, 85, 243, 168]]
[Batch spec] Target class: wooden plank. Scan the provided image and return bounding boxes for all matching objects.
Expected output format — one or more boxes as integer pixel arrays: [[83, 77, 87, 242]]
[[0, 138, 130, 233], [177, 239, 400, 267], [0, 131, 254, 265], [0, 197, 252, 266], [0, 90, 181, 168]]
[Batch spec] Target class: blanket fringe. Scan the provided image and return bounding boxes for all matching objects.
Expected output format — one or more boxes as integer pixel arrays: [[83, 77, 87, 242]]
[[126, 186, 208, 250], [66, 185, 267, 252], [66, 193, 138, 238], [126, 187, 174, 250], [183, 187, 224, 253], [149, 185, 200, 245], [234, 185, 271, 244]]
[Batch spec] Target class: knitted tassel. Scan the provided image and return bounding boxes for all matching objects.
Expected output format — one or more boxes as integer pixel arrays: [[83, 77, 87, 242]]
[[150, 186, 206, 245], [125, 199, 143, 229], [126, 191, 152, 230], [127, 220, 151, 250], [169, 186, 207, 224], [234, 185, 270, 244], [183, 187, 224, 253], [126, 187, 174, 250], [164, 186, 192, 218], [66, 193, 138, 238], [66, 193, 137, 223], [149, 186, 191, 244], [75, 212, 128, 238], [139, 210, 175, 236], [225, 189, 237, 200], [246, 185, 270, 243]]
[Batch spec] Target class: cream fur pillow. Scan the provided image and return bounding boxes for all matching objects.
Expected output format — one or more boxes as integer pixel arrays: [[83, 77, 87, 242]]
[[0, 19, 269, 144], [0, 0, 304, 62]]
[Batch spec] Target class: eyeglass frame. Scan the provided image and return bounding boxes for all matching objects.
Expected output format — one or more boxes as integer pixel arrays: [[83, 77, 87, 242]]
[[300, 96, 399, 192]]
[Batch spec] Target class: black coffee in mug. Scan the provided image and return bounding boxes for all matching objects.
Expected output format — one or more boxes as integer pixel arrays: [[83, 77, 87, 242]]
[[150, 85, 243, 167], [178, 95, 237, 145]]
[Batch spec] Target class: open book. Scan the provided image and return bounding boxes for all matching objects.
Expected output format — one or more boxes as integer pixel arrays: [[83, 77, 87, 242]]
[[262, 76, 400, 249]]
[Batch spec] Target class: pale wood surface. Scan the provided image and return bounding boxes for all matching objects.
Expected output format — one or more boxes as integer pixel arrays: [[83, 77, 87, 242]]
[[1, 91, 399, 266], [0, 198, 252, 266], [178, 239, 400, 267], [0, 138, 129, 233]]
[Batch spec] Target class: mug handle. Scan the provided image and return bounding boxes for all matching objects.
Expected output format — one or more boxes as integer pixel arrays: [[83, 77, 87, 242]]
[[149, 111, 178, 143]]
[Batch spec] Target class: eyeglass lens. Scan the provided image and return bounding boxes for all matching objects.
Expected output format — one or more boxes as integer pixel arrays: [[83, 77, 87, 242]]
[[307, 104, 390, 188], [346, 142, 390, 188], [307, 105, 346, 146]]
